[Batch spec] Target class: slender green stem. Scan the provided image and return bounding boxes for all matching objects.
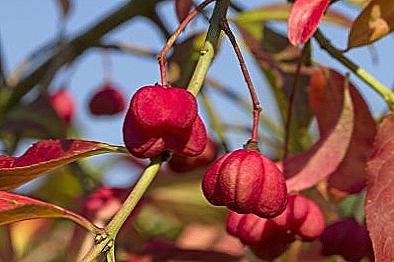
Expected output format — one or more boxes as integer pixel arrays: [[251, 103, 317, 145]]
[[80, 238, 111, 262], [187, 0, 230, 95], [106, 156, 162, 236], [107, 245, 116, 262], [314, 30, 394, 110], [200, 91, 230, 152], [79, 156, 162, 262]]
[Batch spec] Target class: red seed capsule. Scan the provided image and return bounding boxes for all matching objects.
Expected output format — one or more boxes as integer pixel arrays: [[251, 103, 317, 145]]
[[273, 194, 325, 241], [49, 89, 75, 124], [123, 85, 207, 158], [202, 149, 287, 218], [226, 211, 294, 260], [320, 218, 374, 262], [131, 85, 197, 131], [89, 83, 126, 116], [168, 138, 218, 173]]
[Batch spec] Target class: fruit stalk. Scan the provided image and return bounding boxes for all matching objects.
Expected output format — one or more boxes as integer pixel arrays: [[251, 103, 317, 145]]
[[220, 19, 261, 144], [157, 0, 216, 87]]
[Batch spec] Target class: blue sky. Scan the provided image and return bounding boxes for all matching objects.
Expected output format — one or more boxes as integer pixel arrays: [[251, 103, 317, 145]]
[[1, 0, 393, 186]]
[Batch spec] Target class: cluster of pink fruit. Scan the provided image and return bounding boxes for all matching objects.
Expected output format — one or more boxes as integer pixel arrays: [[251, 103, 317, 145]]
[[48, 82, 126, 124], [48, 80, 372, 260], [120, 83, 329, 259]]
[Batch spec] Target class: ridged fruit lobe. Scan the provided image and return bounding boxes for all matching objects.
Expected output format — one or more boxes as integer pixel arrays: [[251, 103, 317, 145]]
[[168, 138, 218, 173], [202, 149, 287, 218]]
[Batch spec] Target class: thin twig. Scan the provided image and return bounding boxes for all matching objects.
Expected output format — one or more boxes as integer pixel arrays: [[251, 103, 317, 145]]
[[200, 91, 230, 152], [282, 44, 308, 159], [314, 30, 394, 110], [0, 36, 6, 87], [221, 19, 262, 144], [157, 0, 216, 87], [95, 42, 157, 58]]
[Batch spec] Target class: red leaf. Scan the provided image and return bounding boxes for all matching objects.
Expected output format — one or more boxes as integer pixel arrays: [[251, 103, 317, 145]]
[[284, 73, 354, 192], [0, 139, 125, 191], [310, 68, 376, 193], [288, 0, 330, 46], [0, 191, 98, 233], [175, 0, 193, 23], [366, 114, 394, 260]]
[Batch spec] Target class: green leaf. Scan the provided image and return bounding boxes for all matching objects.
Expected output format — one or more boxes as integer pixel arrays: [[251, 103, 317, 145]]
[[0, 139, 126, 191], [348, 0, 394, 48], [235, 3, 353, 28], [0, 191, 99, 233]]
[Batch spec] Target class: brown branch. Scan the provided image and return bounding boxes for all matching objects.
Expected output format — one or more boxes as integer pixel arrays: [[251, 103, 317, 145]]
[[95, 42, 157, 58], [0, 35, 6, 87], [0, 0, 165, 114]]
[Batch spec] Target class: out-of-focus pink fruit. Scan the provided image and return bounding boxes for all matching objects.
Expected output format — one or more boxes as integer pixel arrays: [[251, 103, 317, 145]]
[[49, 89, 75, 124], [89, 83, 126, 116]]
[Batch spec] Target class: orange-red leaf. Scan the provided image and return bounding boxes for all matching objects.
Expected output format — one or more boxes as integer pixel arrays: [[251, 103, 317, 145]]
[[310, 68, 376, 193], [348, 0, 394, 48], [288, 0, 330, 46], [366, 114, 394, 260], [0, 191, 98, 233], [284, 74, 354, 192], [0, 139, 125, 191], [175, 0, 193, 23]]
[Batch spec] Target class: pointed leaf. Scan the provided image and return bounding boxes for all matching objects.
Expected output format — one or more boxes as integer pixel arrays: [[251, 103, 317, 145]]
[[366, 115, 394, 260], [288, 0, 330, 46], [0, 191, 98, 233], [175, 0, 193, 23], [348, 0, 394, 48], [310, 68, 376, 193], [236, 3, 352, 28], [0, 139, 126, 191], [285, 77, 354, 192]]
